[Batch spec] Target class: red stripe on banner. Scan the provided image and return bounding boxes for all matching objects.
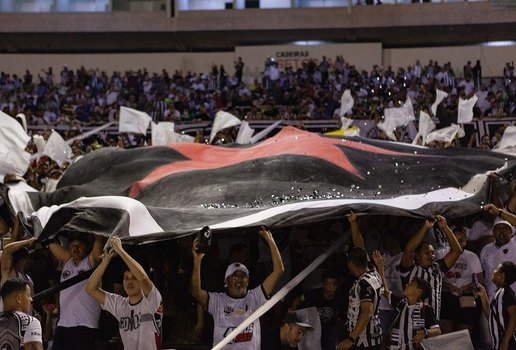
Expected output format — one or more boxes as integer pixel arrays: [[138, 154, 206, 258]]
[[129, 127, 416, 198]]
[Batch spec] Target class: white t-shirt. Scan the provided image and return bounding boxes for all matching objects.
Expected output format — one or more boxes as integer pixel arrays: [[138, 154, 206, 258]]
[[443, 250, 482, 288], [208, 286, 267, 350], [0, 310, 42, 348], [58, 257, 101, 328], [480, 237, 516, 298], [102, 285, 163, 350]]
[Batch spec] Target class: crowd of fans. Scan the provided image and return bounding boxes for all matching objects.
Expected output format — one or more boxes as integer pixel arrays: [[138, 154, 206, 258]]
[[1, 57, 516, 350], [0, 57, 514, 129], [1, 57, 514, 191]]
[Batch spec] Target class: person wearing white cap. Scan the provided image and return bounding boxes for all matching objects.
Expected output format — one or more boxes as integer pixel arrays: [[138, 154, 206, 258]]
[[191, 226, 284, 350], [480, 204, 516, 298], [261, 311, 314, 350]]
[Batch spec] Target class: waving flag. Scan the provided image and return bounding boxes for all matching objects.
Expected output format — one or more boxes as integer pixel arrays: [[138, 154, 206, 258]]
[[3, 127, 514, 243], [431, 89, 448, 117], [210, 111, 241, 143], [41, 131, 72, 167], [0, 111, 31, 180], [119, 106, 152, 135], [457, 95, 478, 124], [412, 111, 436, 146], [339, 89, 354, 116]]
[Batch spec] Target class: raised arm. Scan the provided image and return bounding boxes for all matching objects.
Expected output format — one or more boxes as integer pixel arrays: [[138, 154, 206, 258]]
[[48, 241, 71, 264], [436, 215, 463, 269], [348, 211, 365, 249], [400, 219, 434, 269], [88, 235, 105, 268], [191, 238, 208, 309], [477, 284, 490, 318], [372, 250, 390, 299], [484, 203, 516, 227], [85, 248, 115, 304], [109, 236, 153, 297], [260, 226, 285, 297], [1, 237, 36, 283]]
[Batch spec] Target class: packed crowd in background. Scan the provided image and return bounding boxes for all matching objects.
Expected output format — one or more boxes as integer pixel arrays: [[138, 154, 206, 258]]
[[0, 57, 515, 191], [0, 57, 516, 350]]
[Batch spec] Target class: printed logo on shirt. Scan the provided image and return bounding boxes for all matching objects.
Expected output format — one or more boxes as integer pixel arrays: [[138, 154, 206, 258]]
[[62, 270, 71, 279], [223, 306, 234, 316], [223, 323, 254, 343], [119, 310, 154, 332]]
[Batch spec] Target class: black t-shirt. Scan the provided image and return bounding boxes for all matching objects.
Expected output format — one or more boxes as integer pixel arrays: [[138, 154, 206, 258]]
[[302, 288, 346, 326]]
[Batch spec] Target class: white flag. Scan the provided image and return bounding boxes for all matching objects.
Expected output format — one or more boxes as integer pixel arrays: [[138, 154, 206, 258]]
[[412, 111, 436, 145], [151, 122, 177, 146], [493, 126, 516, 152], [119, 106, 152, 135], [431, 89, 448, 117], [404, 96, 415, 121], [0, 111, 31, 177], [178, 133, 195, 143], [377, 107, 411, 141], [15, 113, 28, 132], [250, 120, 283, 144], [425, 123, 465, 145], [210, 111, 242, 143], [42, 131, 72, 167], [235, 121, 255, 144], [340, 116, 353, 131], [339, 89, 354, 116], [457, 95, 478, 124]]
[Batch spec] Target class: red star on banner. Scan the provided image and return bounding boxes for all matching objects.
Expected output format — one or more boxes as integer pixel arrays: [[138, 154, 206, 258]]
[[129, 127, 415, 198]]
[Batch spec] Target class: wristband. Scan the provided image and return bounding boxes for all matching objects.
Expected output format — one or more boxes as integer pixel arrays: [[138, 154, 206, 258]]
[[347, 335, 356, 343]]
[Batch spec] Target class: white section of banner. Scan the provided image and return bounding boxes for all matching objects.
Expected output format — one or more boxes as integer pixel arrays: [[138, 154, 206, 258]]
[[210, 187, 477, 230], [212, 232, 347, 350], [457, 95, 478, 124], [339, 89, 354, 117], [235, 120, 255, 144], [431, 89, 448, 117], [41, 130, 72, 167], [119, 106, 152, 135], [30, 196, 164, 238], [0, 110, 31, 178], [210, 111, 242, 143], [250, 120, 283, 144]]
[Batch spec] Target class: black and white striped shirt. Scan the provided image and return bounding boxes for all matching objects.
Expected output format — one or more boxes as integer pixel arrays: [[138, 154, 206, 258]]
[[387, 294, 438, 350], [347, 270, 383, 348], [399, 259, 448, 321], [489, 286, 516, 350]]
